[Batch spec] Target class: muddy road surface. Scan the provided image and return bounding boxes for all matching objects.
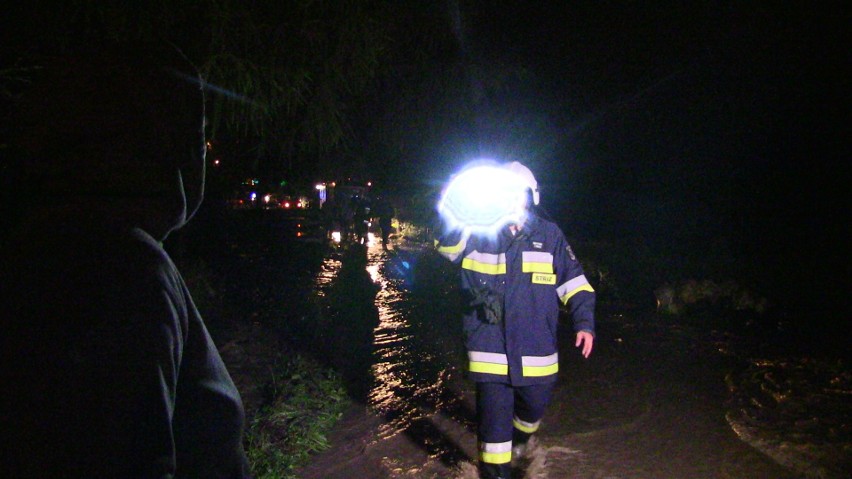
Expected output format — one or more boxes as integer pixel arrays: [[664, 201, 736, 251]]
[[292, 240, 816, 479]]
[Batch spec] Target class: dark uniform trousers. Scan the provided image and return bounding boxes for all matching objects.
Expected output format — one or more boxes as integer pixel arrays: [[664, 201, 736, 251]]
[[435, 214, 595, 478], [477, 382, 553, 478]]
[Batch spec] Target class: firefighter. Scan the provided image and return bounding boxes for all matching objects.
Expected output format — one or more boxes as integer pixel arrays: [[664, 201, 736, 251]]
[[435, 162, 595, 479]]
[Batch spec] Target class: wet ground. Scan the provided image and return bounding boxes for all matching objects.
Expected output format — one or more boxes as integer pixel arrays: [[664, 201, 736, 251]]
[[296, 237, 849, 479], [192, 210, 849, 478]]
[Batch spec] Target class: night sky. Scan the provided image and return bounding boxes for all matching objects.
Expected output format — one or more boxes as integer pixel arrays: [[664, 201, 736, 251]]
[[0, 3, 846, 322], [414, 3, 847, 321]]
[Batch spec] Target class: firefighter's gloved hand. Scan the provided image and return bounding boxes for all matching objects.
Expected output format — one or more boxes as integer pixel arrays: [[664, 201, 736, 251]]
[[483, 294, 504, 324], [469, 290, 503, 324]]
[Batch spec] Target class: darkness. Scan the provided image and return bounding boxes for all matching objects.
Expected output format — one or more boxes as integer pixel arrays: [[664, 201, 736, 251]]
[[1, 6, 848, 478], [432, 3, 848, 326], [1, 3, 847, 328]]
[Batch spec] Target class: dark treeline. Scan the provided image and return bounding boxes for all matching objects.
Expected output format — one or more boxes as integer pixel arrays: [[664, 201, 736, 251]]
[[2, 3, 847, 337]]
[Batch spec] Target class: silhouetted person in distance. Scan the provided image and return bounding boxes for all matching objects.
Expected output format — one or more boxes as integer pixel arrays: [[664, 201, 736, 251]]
[[352, 194, 371, 244], [373, 196, 394, 250], [0, 44, 252, 478]]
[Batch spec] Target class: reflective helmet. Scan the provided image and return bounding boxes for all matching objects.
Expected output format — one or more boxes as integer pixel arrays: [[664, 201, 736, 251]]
[[503, 161, 539, 205]]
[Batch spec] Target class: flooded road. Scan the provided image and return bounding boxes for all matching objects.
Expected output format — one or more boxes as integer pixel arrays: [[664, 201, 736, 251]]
[[298, 240, 479, 478], [288, 238, 846, 478], [533, 311, 801, 479]]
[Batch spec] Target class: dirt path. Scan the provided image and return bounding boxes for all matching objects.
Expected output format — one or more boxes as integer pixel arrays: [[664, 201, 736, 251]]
[[210, 236, 807, 479], [202, 218, 836, 478], [525, 310, 800, 479], [294, 301, 803, 478]]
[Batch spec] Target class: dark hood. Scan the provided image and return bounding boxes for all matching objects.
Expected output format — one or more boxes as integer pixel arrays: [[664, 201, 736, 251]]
[[13, 44, 206, 242]]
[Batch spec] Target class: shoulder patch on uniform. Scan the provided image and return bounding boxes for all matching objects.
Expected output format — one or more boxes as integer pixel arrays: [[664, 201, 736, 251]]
[[566, 244, 576, 260], [532, 241, 543, 249]]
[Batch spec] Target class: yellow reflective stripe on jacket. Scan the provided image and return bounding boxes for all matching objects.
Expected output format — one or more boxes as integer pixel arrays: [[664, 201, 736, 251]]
[[521, 251, 553, 273], [513, 415, 541, 434], [557, 274, 594, 304], [461, 251, 507, 275], [435, 236, 467, 262], [468, 351, 509, 375], [521, 353, 559, 377], [480, 440, 512, 464]]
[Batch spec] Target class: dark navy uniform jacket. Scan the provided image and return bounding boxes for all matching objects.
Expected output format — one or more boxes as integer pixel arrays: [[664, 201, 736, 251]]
[[436, 213, 595, 386]]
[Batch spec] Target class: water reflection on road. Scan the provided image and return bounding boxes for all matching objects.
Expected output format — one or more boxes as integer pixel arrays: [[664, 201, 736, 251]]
[[366, 246, 466, 441], [298, 240, 837, 478], [297, 241, 477, 477], [314, 257, 342, 297], [367, 252, 418, 437]]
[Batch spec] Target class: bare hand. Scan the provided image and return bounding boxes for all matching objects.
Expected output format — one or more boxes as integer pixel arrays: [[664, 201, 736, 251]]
[[575, 331, 594, 358]]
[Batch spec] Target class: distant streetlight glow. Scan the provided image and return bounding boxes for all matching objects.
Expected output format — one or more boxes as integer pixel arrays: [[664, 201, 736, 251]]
[[316, 183, 327, 207]]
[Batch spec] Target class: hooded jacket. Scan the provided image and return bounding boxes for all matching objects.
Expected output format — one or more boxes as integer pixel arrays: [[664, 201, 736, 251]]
[[436, 213, 595, 386], [0, 46, 250, 478]]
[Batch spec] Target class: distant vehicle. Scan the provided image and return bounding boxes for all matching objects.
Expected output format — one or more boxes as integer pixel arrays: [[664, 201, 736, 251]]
[[292, 211, 327, 244], [278, 195, 310, 209]]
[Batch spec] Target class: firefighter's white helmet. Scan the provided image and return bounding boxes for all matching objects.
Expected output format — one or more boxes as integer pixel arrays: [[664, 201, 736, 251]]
[[504, 161, 539, 205]]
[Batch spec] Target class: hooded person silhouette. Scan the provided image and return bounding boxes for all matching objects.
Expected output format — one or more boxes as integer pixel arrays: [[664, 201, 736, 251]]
[[0, 44, 251, 478]]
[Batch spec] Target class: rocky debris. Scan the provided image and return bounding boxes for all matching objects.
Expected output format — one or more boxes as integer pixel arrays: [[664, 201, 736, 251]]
[[654, 279, 770, 315]]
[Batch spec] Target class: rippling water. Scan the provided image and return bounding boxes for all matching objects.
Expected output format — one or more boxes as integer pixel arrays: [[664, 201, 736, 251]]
[[365, 246, 469, 440], [303, 241, 475, 472], [314, 257, 342, 297], [298, 237, 850, 477], [725, 356, 852, 478]]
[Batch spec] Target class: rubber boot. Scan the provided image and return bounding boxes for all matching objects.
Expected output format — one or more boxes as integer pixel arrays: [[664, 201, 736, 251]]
[[511, 429, 534, 465], [479, 461, 511, 479]]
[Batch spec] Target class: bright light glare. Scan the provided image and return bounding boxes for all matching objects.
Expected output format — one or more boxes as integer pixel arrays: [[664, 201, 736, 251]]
[[438, 164, 529, 235], [331, 231, 342, 243]]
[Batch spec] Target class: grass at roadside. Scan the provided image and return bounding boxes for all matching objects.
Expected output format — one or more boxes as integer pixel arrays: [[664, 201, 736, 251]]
[[245, 354, 350, 479], [174, 250, 350, 479]]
